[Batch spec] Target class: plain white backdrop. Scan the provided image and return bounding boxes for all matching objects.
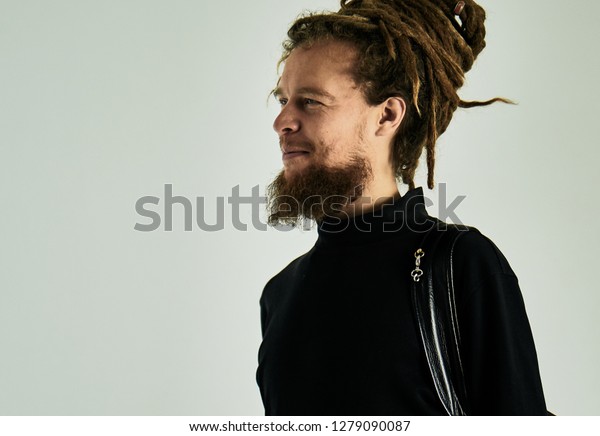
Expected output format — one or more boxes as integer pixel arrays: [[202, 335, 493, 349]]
[[0, 0, 598, 415]]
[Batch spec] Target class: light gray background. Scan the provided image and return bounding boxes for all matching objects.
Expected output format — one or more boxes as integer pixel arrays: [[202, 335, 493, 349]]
[[0, 0, 598, 415]]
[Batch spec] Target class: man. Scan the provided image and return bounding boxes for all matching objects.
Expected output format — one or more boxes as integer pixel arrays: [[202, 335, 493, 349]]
[[257, 0, 547, 415]]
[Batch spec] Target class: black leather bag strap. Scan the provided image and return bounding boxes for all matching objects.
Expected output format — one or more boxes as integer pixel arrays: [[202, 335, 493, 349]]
[[410, 221, 475, 416]]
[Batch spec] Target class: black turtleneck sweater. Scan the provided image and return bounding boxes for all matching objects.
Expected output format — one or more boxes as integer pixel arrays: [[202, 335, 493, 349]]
[[256, 187, 547, 416]]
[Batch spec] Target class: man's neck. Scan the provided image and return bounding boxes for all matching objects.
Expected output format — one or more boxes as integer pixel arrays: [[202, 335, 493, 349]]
[[340, 183, 401, 218]]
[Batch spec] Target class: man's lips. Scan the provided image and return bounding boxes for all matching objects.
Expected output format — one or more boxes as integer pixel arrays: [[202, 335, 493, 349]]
[[282, 150, 310, 161], [280, 138, 312, 161]]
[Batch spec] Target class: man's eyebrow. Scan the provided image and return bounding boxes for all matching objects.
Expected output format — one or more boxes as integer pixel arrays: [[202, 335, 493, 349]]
[[273, 87, 336, 101]]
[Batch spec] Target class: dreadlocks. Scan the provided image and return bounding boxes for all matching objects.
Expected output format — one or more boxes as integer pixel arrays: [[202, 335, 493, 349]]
[[279, 0, 510, 190]]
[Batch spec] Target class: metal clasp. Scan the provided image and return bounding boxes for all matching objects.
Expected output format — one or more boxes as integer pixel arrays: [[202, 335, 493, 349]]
[[411, 248, 425, 282]]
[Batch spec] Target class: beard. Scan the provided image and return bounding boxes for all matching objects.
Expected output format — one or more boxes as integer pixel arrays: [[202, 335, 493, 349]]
[[266, 152, 373, 228]]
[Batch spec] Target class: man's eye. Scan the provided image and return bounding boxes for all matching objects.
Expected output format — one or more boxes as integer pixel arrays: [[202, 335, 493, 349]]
[[278, 98, 288, 106], [304, 98, 319, 106]]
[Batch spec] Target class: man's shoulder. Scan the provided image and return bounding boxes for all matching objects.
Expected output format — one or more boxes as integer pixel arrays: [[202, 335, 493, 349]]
[[435, 224, 522, 307], [419, 219, 519, 294], [450, 226, 517, 279], [417, 218, 515, 278]]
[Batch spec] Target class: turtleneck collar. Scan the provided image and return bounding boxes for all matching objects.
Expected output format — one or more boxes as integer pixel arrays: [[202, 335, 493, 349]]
[[316, 187, 432, 245]]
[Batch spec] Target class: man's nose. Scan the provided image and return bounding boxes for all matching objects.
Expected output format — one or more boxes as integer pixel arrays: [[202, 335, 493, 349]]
[[273, 105, 300, 136]]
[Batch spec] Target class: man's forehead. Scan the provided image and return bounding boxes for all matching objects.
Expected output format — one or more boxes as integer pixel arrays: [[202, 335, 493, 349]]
[[285, 40, 358, 71], [275, 40, 360, 98]]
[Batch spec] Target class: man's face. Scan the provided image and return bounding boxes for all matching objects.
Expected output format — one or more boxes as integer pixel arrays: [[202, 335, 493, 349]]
[[267, 39, 377, 226], [273, 39, 375, 178]]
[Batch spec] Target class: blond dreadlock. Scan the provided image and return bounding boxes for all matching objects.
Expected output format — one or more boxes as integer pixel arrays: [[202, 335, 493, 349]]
[[280, 0, 511, 189]]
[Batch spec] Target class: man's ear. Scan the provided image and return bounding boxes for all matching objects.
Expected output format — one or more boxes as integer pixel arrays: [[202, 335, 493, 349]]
[[375, 97, 406, 137]]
